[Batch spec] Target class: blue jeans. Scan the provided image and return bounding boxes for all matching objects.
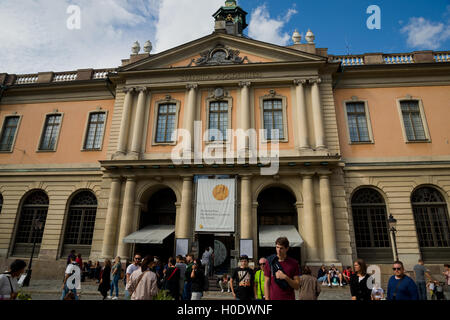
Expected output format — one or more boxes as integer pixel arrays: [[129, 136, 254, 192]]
[[182, 282, 192, 300], [318, 276, 327, 283], [61, 284, 78, 300], [417, 281, 427, 300], [110, 275, 120, 297]]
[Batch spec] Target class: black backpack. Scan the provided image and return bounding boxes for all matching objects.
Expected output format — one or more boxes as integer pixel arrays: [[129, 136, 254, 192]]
[[267, 254, 290, 290]]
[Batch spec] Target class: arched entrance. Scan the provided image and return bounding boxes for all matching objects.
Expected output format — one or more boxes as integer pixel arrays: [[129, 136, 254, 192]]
[[135, 188, 176, 262], [257, 187, 301, 262]]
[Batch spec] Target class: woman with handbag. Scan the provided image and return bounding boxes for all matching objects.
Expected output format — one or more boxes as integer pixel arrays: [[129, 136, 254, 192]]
[[98, 259, 111, 300], [0, 260, 27, 300], [128, 256, 159, 300]]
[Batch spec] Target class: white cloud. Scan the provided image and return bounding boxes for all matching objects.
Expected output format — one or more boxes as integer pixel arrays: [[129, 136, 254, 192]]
[[153, 0, 223, 53], [0, 0, 159, 74], [248, 5, 298, 46], [401, 17, 450, 50]]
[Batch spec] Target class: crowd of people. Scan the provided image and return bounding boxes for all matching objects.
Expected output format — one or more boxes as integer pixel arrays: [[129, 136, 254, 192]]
[[59, 242, 450, 301], [0, 239, 448, 301]]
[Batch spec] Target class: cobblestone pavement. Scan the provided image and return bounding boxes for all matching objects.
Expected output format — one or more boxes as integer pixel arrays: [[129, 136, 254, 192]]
[[22, 279, 354, 301]]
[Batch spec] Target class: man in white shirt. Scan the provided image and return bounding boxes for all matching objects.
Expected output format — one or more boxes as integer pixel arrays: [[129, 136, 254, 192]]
[[61, 255, 81, 300], [125, 254, 142, 299], [0, 260, 27, 300]]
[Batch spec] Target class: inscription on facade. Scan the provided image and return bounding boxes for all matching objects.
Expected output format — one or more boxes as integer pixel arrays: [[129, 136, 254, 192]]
[[181, 72, 262, 82]]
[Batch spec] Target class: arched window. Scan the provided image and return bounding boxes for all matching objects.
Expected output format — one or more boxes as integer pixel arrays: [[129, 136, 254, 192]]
[[351, 188, 393, 263], [62, 191, 97, 257], [412, 187, 450, 262], [13, 190, 49, 257]]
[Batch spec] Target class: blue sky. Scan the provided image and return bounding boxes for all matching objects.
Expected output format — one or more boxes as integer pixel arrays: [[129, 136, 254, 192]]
[[0, 0, 448, 74]]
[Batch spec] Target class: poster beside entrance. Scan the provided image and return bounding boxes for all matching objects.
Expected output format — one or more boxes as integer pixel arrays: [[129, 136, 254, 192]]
[[195, 179, 235, 232]]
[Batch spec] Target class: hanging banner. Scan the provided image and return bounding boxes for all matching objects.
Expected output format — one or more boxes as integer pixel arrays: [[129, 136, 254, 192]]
[[195, 179, 235, 232]]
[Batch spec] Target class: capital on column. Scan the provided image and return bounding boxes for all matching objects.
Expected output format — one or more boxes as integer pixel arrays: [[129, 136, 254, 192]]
[[294, 79, 307, 86], [136, 86, 148, 93], [122, 87, 136, 94], [239, 81, 251, 88], [186, 83, 198, 90], [309, 78, 322, 85]]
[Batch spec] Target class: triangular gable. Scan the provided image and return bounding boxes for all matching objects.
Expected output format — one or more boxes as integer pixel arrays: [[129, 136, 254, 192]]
[[119, 33, 326, 72]]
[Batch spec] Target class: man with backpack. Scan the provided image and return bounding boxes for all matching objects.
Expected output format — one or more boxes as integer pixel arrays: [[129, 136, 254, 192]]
[[263, 237, 300, 300], [230, 255, 255, 300]]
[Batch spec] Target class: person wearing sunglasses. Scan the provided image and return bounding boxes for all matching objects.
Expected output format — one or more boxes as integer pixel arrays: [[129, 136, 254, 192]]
[[124, 254, 142, 300], [254, 258, 267, 300], [387, 261, 419, 300]]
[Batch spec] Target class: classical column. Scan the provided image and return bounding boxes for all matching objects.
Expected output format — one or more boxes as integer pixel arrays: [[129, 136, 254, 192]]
[[310, 78, 326, 150], [302, 174, 320, 262], [240, 175, 252, 239], [130, 87, 149, 157], [184, 84, 198, 153], [117, 177, 137, 259], [178, 176, 193, 239], [319, 174, 338, 262], [116, 87, 135, 156], [239, 81, 251, 155], [101, 178, 122, 259], [294, 79, 310, 150]]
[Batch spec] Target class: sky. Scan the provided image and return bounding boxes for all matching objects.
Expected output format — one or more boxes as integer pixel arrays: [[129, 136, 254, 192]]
[[0, 0, 449, 74]]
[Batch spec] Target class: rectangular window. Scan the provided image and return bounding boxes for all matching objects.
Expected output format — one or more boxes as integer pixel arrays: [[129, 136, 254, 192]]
[[208, 101, 228, 141], [0, 116, 20, 151], [84, 112, 106, 150], [263, 99, 284, 140], [346, 102, 370, 142], [39, 114, 62, 151], [401, 101, 427, 141], [156, 104, 176, 143]]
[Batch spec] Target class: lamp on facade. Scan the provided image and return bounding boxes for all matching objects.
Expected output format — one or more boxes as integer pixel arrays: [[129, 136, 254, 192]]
[[22, 218, 44, 287], [388, 214, 399, 262]]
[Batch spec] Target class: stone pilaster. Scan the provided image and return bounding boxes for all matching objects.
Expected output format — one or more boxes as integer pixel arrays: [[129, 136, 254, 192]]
[[178, 176, 194, 239], [319, 174, 338, 263], [130, 87, 149, 158], [310, 78, 326, 150], [115, 87, 135, 156], [101, 178, 122, 259], [240, 175, 253, 239], [117, 177, 137, 259], [294, 79, 310, 150], [302, 174, 320, 262]]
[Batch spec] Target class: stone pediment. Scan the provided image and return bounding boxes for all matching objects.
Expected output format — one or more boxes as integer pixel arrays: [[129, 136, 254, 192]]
[[119, 33, 326, 72]]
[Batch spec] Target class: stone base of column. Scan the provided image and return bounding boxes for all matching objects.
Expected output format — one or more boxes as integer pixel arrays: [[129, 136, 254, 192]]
[[112, 151, 127, 160], [315, 145, 327, 151], [128, 151, 141, 161]]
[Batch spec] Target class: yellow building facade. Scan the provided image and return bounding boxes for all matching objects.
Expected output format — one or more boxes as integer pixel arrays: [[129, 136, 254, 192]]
[[0, 2, 449, 282]]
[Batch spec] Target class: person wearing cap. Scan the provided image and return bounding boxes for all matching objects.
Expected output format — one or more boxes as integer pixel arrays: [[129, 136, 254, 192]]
[[0, 259, 27, 300], [230, 255, 255, 300], [254, 258, 267, 300]]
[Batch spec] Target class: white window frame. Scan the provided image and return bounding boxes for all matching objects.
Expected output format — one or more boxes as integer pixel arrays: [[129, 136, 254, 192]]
[[205, 95, 233, 144], [259, 92, 289, 143], [396, 97, 431, 143], [152, 97, 181, 146], [0, 114, 22, 153], [36, 112, 64, 152], [81, 109, 108, 151], [343, 99, 374, 144]]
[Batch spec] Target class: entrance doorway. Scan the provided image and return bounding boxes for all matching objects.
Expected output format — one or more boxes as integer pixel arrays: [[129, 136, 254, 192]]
[[198, 233, 234, 274], [136, 188, 176, 263], [257, 187, 301, 263]]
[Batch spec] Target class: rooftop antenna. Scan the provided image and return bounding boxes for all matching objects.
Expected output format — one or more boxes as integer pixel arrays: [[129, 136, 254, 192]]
[[345, 36, 351, 55]]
